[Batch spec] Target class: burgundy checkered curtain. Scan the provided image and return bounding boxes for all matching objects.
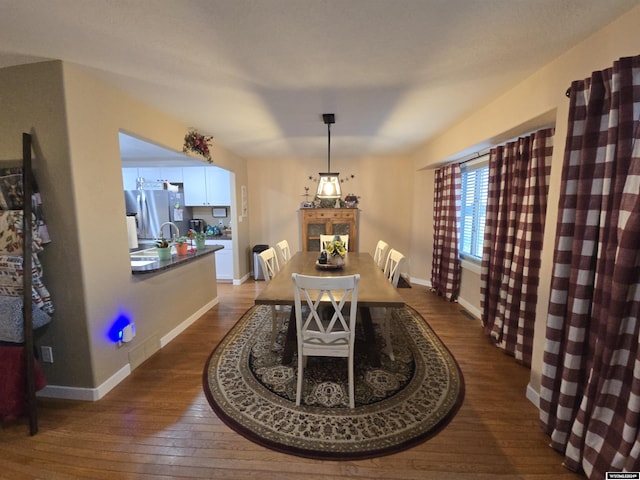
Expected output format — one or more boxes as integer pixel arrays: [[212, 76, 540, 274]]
[[539, 55, 640, 479], [431, 163, 461, 301], [480, 128, 554, 367]]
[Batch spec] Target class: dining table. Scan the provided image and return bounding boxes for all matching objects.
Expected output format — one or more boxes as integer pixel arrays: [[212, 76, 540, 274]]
[[254, 251, 406, 365]]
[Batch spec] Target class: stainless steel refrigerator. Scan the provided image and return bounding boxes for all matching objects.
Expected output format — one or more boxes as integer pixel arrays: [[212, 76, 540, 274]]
[[124, 190, 191, 240]]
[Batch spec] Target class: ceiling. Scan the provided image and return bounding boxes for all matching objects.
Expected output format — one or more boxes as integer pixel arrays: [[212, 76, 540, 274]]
[[0, 1, 636, 162]]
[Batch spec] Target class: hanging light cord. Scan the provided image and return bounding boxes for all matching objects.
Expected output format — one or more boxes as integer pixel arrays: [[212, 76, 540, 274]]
[[327, 122, 331, 172]]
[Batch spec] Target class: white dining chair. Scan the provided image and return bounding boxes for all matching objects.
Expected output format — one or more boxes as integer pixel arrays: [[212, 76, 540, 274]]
[[373, 240, 390, 270], [383, 249, 405, 288], [373, 249, 406, 361], [274, 239, 292, 266], [320, 234, 349, 251], [258, 248, 289, 350], [292, 273, 360, 408]]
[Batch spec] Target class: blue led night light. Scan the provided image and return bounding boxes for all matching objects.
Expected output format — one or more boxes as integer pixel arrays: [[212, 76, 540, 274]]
[[108, 315, 131, 343]]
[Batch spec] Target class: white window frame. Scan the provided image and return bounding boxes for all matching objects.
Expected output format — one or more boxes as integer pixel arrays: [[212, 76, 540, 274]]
[[459, 155, 489, 265]]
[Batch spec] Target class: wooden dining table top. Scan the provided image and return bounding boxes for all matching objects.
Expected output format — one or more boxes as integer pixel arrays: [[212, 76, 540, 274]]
[[254, 251, 405, 308]]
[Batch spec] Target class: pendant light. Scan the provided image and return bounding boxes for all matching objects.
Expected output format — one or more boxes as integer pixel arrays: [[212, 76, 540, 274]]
[[316, 113, 342, 199]]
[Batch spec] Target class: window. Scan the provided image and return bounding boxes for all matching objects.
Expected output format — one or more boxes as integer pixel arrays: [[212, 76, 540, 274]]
[[460, 158, 489, 261]]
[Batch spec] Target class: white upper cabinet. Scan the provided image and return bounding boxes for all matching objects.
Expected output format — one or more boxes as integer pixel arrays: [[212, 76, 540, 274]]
[[137, 167, 183, 183], [160, 167, 184, 183], [182, 168, 207, 205], [183, 166, 230, 206], [123, 167, 185, 189], [206, 167, 231, 205], [136, 167, 162, 182], [121, 166, 230, 206]]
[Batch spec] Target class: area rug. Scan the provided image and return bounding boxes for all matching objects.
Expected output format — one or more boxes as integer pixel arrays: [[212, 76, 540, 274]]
[[203, 304, 464, 460]]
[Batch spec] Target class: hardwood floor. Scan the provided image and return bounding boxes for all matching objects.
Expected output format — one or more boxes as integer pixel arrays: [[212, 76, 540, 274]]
[[0, 281, 584, 479]]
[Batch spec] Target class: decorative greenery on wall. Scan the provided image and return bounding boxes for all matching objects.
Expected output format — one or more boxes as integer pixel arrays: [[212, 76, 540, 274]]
[[183, 129, 214, 163]]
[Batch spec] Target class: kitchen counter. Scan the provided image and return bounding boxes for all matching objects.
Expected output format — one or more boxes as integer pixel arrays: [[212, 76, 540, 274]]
[[131, 245, 223, 274], [132, 235, 232, 250]]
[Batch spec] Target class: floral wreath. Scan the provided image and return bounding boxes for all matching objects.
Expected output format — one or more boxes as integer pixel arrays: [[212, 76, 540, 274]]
[[183, 129, 214, 163]]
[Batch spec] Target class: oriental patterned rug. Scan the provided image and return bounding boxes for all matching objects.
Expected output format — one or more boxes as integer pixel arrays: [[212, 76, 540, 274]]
[[202, 304, 464, 460]]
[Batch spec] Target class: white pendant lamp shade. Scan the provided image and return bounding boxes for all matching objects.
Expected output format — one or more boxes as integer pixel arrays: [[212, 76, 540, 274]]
[[316, 174, 341, 199], [316, 113, 341, 199]]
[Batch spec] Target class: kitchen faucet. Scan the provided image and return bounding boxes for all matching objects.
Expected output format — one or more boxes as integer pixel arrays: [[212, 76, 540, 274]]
[[158, 222, 180, 241]]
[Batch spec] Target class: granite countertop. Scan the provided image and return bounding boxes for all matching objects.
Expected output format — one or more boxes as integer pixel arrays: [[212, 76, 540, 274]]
[[131, 245, 223, 274]]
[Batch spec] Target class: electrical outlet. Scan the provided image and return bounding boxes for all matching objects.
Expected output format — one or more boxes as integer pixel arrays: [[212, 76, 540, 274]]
[[40, 346, 54, 363]]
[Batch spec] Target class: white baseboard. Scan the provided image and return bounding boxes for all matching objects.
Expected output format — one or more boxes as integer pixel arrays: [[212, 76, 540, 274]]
[[457, 296, 481, 320], [234, 272, 251, 285], [405, 277, 481, 322], [526, 382, 540, 408], [38, 363, 131, 401], [409, 276, 431, 287], [38, 297, 220, 401]]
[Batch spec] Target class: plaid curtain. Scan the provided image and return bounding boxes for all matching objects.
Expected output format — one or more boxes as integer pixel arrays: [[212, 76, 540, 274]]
[[539, 55, 640, 478], [480, 128, 554, 367], [431, 164, 461, 301]]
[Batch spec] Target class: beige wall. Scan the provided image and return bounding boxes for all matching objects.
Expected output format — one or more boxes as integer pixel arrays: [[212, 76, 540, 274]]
[[409, 167, 434, 284], [246, 154, 415, 271], [3, 5, 638, 398], [0, 61, 94, 386], [409, 5, 640, 397], [0, 60, 249, 393], [63, 62, 250, 389]]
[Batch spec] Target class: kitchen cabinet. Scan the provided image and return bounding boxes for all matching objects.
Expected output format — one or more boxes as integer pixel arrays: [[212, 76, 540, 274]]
[[205, 239, 233, 281], [137, 167, 183, 183], [122, 167, 184, 190], [161, 167, 183, 183], [183, 166, 230, 206], [300, 208, 359, 252], [137, 167, 162, 182]]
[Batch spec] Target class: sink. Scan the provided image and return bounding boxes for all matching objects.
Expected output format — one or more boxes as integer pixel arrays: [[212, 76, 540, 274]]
[[130, 247, 179, 267], [130, 247, 158, 257], [130, 247, 159, 267], [130, 260, 157, 267], [129, 245, 188, 269]]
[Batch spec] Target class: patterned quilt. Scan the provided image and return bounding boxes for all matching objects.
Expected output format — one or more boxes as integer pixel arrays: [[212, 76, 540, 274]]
[[0, 167, 53, 343], [0, 255, 53, 343]]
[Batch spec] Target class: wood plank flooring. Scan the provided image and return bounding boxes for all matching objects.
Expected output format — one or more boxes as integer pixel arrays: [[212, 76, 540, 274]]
[[0, 281, 584, 479]]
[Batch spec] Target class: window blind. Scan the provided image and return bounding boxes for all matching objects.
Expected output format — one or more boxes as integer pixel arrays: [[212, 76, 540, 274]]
[[460, 161, 489, 260]]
